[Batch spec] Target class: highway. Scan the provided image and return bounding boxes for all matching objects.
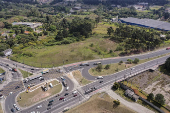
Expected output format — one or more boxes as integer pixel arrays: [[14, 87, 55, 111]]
[[2, 48, 170, 113]]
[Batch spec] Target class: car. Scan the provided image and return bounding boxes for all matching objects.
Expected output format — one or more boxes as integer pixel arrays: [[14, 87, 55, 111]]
[[9, 68, 12, 71], [6, 64, 9, 66], [16, 107, 20, 111], [31, 111, 35, 113], [13, 104, 17, 108], [31, 68, 34, 70], [131, 68, 135, 70], [93, 62, 101, 65], [39, 77, 44, 81], [60, 76, 64, 80], [15, 86, 20, 89], [11, 108, 15, 112], [66, 86, 69, 91], [97, 76, 103, 79], [9, 92, 13, 95], [73, 94, 77, 97], [36, 105, 42, 109], [48, 103, 52, 106], [99, 81, 103, 83], [0, 90, 3, 92], [12, 68, 17, 72], [23, 66, 25, 68], [64, 93, 69, 96], [63, 98, 66, 101], [59, 97, 64, 100], [166, 47, 170, 50], [72, 90, 77, 94], [47, 106, 51, 110], [49, 100, 54, 103]]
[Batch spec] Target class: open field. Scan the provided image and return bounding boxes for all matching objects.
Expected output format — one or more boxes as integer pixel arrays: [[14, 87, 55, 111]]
[[72, 70, 91, 86], [17, 80, 62, 107], [89, 53, 170, 76], [66, 92, 136, 113], [19, 69, 33, 78], [150, 5, 163, 10], [11, 34, 119, 67], [0, 68, 5, 73]]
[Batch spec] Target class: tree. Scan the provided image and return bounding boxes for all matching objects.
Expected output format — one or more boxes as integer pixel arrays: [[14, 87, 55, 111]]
[[113, 99, 120, 105], [55, 30, 63, 41], [112, 82, 120, 90], [49, 25, 56, 32], [155, 94, 165, 105], [133, 58, 139, 64], [119, 60, 123, 65], [147, 93, 154, 101], [107, 27, 113, 36], [165, 57, 170, 72], [105, 64, 110, 70], [127, 59, 133, 64], [96, 64, 102, 72]]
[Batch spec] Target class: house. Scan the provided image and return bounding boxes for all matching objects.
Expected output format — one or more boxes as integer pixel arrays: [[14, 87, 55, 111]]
[[125, 89, 134, 98], [24, 31, 30, 34], [138, 2, 148, 6], [132, 94, 139, 102], [3, 49, 12, 56], [133, 5, 143, 10]]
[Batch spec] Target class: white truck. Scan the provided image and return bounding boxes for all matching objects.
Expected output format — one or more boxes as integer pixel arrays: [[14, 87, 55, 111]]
[[42, 69, 49, 74]]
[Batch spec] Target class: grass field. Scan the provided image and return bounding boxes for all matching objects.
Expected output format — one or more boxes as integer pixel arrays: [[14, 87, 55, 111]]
[[11, 34, 119, 67], [72, 70, 91, 86], [89, 53, 170, 76], [66, 92, 136, 113], [19, 69, 33, 78], [0, 68, 5, 73], [17, 80, 62, 107]]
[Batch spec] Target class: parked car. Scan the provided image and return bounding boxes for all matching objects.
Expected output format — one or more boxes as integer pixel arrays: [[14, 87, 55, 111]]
[[31, 68, 34, 70], [49, 100, 54, 103], [12, 68, 17, 72], [36, 105, 42, 109], [66, 86, 69, 91], [47, 106, 51, 110], [72, 90, 77, 94], [48, 103, 52, 106], [59, 97, 64, 100], [64, 93, 69, 96], [16, 107, 20, 111], [13, 104, 17, 108], [73, 94, 77, 97], [0, 90, 3, 92], [99, 81, 103, 83], [11, 108, 15, 112]]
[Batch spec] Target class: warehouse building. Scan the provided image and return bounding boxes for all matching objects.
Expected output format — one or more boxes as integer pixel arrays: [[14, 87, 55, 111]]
[[120, 17, 170, 31]]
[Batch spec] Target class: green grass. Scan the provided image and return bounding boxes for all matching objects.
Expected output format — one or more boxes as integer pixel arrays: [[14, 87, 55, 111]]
[[150, 6, 163, 10], [17, 80, 62, 107], [11, 35, 119, 68], [0, 68, 5, 73], [19, 69, 33, 78], [72, 70, 91, 86]]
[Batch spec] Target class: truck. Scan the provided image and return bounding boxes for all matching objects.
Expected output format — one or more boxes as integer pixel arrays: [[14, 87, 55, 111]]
[[42, 69, 49, 74], [62, 81, 67, 87]]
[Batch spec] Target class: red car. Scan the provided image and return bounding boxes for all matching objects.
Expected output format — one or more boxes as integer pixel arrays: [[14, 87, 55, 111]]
[[166, 47, 170, 50], [12, 68, 17, 72], [59, 97, 64, 100], [73, 94, 77, 97]]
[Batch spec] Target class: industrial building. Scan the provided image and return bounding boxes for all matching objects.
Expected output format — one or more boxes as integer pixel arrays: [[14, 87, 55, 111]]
[[120, 17, 170, 31], [12, 22, 42, 29]]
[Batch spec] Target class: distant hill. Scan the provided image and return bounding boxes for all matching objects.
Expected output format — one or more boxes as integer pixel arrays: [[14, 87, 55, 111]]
[[3, 0, 38, 4]]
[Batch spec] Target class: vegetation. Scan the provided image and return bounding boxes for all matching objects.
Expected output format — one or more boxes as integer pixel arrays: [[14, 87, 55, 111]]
[[0, 68, 5, 73], [165, 57, 170, 72], [155, 94, 165, 105], [96, 64, 103, 72], [19, 69, 33, 78], [112, 82, 120, 90], [133, 58, 139, 64], [147, 93, 154, 102]]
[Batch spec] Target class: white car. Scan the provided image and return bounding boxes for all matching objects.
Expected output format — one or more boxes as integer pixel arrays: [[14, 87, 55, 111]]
[[31, 111, 35, 113], [16, 107, 20, 111], [72, 90, 77, 94], [36, 105, 42, 109], [66, 87, 69, 91], [60, 76, 64, 80], [97, 76, 103, 79], [13, 104, 17, 108]]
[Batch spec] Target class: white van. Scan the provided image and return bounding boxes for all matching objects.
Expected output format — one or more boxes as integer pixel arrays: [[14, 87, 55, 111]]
[[93, 62, 101, 65], [66, 86, 69, 91], [49, 83, 53, 88], [97, 76, 103, 79]]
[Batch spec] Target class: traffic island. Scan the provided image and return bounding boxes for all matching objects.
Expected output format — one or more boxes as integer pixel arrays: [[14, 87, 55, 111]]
[[16, 79, 62, 107]]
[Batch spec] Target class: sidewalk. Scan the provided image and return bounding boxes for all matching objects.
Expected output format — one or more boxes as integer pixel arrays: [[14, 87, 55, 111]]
[[106, 90, 154, 113]]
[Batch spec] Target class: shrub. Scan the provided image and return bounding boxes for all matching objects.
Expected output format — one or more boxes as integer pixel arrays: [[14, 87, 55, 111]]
[[109, 50, 113, 53], [133, 58, 139, 64], [96, 64, 102, 72], [22, 52, 33, 57], [115, 46, 123, 51], [90, 43, 94, 47], [127, 59, 133, 64], [119, 60, 123, 65], [113, 99, 120, 105], [112, 82, 120, 90], [105, 64, 110, 70]]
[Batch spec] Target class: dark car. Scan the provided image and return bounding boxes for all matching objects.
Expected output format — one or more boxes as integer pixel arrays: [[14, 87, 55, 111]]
[[64, 93, 69, 96], [73, 94, 77, 97], [15, 86, 20, 89], [48, 103, 52, 106], [99, 81, 103, 83], [47, 106, 51, 110], [59, 97, 64, 100], [31, 68, 34, 70], [0, 90, 3, 92], [49, 100, 54, 103], [6, 64, 9, 66], [11, 108, 15, 112]]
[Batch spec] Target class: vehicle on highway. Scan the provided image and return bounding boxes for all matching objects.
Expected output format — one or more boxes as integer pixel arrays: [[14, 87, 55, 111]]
[[99, 81, 103, 83], [16, 107, 20, 111], [39, 77, 44, 81], [0, 89, 3, 92], [80, 62, 89, 66], [97, 76, 103, 79], [49, 100, 54, 103], [6, 64, 9, 66], [73, 94, 77, 97], [23, 66, 25, 68], [11, 108, 15, 112], [9, 92, 13, 95], [48, 103, 52, 106], [93, 62, 101, 65], [131, 68, 135, 70], [12, 68, 17, 72], [64, 93, 69, 96], [31, 111, 35, 113], [36, 105, 42, 109], [31, 68, 34, 70], [49, 83, 53, 88], [60, 76, 64, 80], [66, 86, 69, 91], [15, 86, 20, 89], [47, 106, 51, 110], [42, 69, 49, 74], [59, 97, 64, 100], [166, 47, 170, 50], [72, 90, 77, 94], [63, 98, 66, 101], [13, 104, 17, 108], [9, 68, 12, 71], [62, 80, 67, 87]]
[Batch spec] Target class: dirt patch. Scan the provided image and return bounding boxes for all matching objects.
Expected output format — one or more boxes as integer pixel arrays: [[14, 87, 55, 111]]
[[31, 92, 50, 102]]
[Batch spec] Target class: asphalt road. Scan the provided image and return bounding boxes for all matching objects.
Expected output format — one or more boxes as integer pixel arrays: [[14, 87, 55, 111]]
[[4, 48, 170, 113]]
